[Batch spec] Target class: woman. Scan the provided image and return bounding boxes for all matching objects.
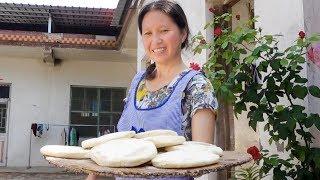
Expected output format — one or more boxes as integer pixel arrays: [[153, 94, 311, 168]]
[[87, 0, 218, 179]]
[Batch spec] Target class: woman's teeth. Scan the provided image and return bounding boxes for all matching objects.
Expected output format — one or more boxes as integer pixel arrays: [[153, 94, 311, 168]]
[[153, 48, 165, 53]]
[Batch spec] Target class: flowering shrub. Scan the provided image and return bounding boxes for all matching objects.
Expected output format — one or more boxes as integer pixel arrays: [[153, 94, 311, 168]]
[[193, 9, 320, 179]]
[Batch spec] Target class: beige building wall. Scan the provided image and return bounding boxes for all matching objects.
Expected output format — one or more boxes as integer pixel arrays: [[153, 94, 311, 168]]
[[0, 47, 136, 167]]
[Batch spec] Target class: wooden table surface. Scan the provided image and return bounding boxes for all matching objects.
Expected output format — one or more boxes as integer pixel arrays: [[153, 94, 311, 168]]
[[46, 151, 252, 178]]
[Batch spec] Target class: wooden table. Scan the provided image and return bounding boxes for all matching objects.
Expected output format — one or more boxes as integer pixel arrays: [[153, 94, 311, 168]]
[[46, 151, 252, 178]]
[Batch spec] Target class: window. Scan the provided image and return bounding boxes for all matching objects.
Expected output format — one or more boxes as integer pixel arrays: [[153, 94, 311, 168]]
[[70, 86, 126, 138], [0, 86, 9, 99]]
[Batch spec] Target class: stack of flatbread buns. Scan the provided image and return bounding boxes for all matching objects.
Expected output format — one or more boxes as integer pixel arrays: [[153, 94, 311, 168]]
[[40, 130, 223, 169]]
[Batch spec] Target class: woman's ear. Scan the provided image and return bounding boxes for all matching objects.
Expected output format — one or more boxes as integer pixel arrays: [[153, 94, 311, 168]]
[[181, 29, 188, 43]]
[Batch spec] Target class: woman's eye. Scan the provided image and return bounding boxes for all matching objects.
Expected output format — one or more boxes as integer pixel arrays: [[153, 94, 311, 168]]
[[161, 29, 169, 33], [144, 32, 151, 36]]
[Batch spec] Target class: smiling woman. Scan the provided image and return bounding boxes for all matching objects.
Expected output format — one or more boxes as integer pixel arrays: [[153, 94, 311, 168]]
[[87, 0, 218, 180], [0, 0, 119, 8]]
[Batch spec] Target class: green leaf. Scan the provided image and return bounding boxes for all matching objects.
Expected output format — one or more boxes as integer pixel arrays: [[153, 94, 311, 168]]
[[278, 124, 289, 140], [268, 137, 273, 145], [270, 59, 281, 71], [292, 85, 308, 99], [235, 101, 246, 114], [280, 59, 289, 67], [265, 35, 273, 44], [305, 114, 317, 128], [269, 158, 279, 166], [253, 109, 264, 122], [216, 70, 226, 75], [295, 56, 305, 63], [275, 105, 284, 112], [297, 38, 304, 47], [266, 90, 279, 103], [287, 117, 296, 131], [273, 167, 287, 179], [309, 85, 320, 98], [236, 72, 250, 82], [294, 76, 308, 84], [222, 50, 233, 64], [252, 47, 261, 56], [310, 114, 320, 131], [267, 77, 277, 89], [214, 63, 224, 68], [311, 148, 320, 168], [249, 119, 258, 131], [221, 41, 228, 49], [293, 146, 306, 162], [244, 56, 256, 64], [239, 48, 247, 54], [278, 159, 293, 168], [264, 123, 270, 131]]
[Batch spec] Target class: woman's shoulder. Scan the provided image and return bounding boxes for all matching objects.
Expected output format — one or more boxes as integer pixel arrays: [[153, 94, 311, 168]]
[[132, 70, 147, 82], [187, 71, 213, 89]]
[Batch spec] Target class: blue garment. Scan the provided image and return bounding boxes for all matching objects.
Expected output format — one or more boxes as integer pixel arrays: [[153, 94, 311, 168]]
[[117, 70, 200, 180], [118, 70, 200, 134]]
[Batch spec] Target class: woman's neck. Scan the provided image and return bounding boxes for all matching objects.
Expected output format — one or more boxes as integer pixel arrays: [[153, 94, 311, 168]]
[[154, 58, 187, 81]]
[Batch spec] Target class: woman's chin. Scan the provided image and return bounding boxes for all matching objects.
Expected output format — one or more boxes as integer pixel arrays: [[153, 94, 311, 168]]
[[152, 56, 171, 63]]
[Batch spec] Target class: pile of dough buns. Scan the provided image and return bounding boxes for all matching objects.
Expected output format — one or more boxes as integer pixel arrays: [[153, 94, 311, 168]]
[[40, 130, 223, 169]]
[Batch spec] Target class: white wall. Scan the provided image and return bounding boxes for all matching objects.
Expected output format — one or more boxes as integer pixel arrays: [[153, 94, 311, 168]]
[[0, 54, 136, 167], [303, 0, 320, 147], [254, 0, 306, 165]]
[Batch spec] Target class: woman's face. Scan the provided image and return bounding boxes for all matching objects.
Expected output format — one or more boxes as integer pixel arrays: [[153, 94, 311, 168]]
[[141, 10, 186, 64]]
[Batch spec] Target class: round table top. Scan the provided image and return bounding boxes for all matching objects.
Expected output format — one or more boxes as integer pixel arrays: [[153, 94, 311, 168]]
[[46, 151, 252, 178]]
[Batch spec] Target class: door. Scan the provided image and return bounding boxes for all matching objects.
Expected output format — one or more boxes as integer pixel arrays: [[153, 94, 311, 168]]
[[0, 84, 10, 166]]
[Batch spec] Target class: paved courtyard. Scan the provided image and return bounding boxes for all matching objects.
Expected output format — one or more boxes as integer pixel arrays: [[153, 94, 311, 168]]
[[0, 167, 114, 180], [0, 172, 115, 180]]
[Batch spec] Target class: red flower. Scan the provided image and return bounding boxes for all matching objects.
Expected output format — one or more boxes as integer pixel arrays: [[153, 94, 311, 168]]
[[214, 27, 222, 37], [307, 47, 314, 61], [236, 14, 240, 20], [209, 7, 219, 14], [299, 31, 306, 39], [190, 62, 201, 71], [209, 8, 215, 13], [247, 146, 261, 160]]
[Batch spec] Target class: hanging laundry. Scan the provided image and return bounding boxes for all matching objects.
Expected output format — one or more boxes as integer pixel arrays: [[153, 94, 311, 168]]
[[35, 123, 50, 138], [36, 124, 43, 137], [61, 128, 67, 145], [69, 127, 79, 146], [44, 124, 49, 131], [31, 123, 37, 137]]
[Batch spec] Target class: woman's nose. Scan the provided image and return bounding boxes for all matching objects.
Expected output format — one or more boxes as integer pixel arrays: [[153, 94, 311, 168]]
[[152, 35, 163, 44]]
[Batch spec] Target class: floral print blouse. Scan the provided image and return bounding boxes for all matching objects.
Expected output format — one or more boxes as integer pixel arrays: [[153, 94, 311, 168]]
[[128, 69, 218, 140]]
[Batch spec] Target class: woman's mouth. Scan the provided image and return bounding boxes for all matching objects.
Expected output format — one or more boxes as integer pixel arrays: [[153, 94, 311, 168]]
[[152, 47, 166, 54]]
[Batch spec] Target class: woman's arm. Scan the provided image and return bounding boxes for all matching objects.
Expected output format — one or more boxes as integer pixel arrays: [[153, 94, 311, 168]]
[[191, 109, 216, 143]]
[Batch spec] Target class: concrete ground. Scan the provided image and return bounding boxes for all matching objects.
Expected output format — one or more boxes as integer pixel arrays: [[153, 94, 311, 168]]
[[0, 167, 114, 180]]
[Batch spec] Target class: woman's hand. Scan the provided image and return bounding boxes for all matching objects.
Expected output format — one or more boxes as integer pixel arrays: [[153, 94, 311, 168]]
[[191, 108, 216, 143]]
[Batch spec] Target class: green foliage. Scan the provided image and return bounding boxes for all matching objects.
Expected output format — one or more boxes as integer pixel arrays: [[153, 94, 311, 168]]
[[193, 12, 320, 179]]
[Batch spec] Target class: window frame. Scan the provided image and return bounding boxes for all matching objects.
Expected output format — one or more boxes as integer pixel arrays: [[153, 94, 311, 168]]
[[69, 85, 127, 137]]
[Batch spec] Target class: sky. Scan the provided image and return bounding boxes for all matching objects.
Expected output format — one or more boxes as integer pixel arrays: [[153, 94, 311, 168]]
[[0, 0, 120, 8]]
